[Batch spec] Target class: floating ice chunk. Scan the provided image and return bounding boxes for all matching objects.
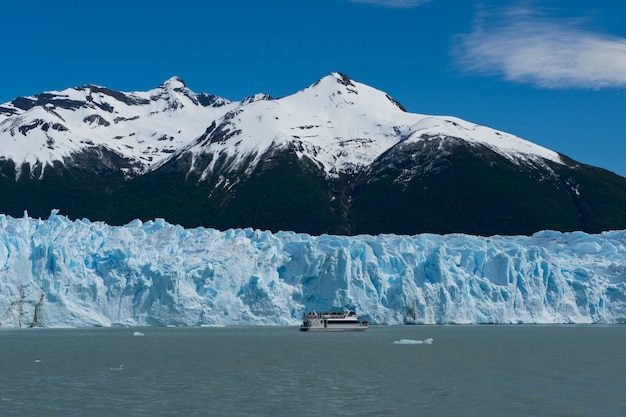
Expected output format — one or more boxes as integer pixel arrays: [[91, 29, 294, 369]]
[[393, 338, 434, 345], [133, 331, 145, 336]]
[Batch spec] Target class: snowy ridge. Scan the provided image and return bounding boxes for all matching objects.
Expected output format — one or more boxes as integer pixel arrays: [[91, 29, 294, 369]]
[[405, 116, 561, 164], [0, 72, 563, 180], [1, 211, 624, 328], [194, 72, 420, 177], [0, 77, 238, 177], [189, 72, 563, 178]]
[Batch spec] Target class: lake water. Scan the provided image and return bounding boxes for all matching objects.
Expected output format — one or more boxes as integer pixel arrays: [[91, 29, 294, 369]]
[[1, 325, 624, 416]]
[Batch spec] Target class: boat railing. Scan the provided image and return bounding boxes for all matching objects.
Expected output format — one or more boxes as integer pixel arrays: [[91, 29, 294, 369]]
[[303, 310, 356, 320]]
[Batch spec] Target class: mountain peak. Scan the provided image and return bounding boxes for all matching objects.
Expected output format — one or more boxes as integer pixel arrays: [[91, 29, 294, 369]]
[[159, 76, 187, 90], [301, 71, 407, 116], [329, 71, 355, 87], [310, 72, 356, 91]]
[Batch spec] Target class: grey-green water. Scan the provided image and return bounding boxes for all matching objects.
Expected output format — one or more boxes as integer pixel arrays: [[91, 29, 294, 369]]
[[1, 325, 624, 416]]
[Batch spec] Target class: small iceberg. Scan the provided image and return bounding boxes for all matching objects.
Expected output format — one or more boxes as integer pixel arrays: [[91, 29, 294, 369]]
[[133, 331, 145, 336], [393, 338, 434, 345]]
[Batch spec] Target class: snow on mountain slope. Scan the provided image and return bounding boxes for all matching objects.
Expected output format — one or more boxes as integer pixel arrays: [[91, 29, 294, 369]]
[[1, 211, 624, 328], [185, 72, 418, 178], [186, 72, 564, 179], [0, 72, 565, 182], [0, 77, 238, 177], [404, 116, 562, 165]]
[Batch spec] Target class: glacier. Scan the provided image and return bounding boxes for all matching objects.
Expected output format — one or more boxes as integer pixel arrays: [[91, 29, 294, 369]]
[[1, 210, 625, 328]]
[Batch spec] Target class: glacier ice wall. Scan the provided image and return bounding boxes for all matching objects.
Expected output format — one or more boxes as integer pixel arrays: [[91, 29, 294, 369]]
[[1, 210, 625, 328]]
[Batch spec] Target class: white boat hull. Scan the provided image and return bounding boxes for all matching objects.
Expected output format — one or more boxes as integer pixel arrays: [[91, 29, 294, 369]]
[[300, 325, 368, 332]]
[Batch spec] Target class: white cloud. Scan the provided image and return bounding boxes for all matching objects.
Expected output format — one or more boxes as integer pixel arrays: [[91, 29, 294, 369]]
[[455, 6, 626, 89], [348, 0, 430, 8]]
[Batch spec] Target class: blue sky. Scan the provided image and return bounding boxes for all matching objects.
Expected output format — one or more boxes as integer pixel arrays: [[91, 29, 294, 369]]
[[2, 0, 625, 177]]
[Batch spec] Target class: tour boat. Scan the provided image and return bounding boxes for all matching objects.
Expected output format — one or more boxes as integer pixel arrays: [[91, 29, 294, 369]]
[[300, 308, 368, 331]]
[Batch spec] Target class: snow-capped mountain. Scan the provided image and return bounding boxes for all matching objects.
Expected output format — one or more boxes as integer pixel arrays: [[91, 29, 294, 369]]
[[0, 72, 559, 179], [0, 76, 238, 177], [178, 72, 562, 182], [1, 73, 626, 236]]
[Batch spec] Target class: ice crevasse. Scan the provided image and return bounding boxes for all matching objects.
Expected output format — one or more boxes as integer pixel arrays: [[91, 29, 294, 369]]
[[1, 210, 625, 328]]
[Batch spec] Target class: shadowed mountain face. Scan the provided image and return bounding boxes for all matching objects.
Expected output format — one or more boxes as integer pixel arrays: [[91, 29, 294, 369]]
[[1, 73, 626, 236]]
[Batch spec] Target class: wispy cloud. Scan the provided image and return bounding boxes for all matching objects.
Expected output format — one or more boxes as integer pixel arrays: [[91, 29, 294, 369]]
[[455, 6, 626, 89], [348, 0, 430, 9]]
